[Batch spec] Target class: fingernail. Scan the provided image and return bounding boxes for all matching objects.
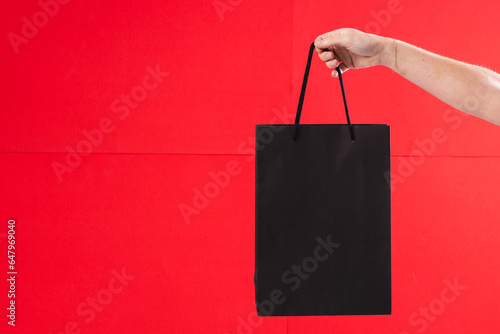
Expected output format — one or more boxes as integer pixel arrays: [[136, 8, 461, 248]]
[[315, 40, 324, 46]]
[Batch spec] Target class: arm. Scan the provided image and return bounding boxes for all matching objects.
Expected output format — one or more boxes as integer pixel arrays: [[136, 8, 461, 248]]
[[314, 28, 500, 126]]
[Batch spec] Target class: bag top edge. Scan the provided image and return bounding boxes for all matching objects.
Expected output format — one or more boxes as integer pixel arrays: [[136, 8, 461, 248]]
[[256, 124, 390, 127]]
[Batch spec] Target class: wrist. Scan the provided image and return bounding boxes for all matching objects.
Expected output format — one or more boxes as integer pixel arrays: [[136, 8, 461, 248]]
[[378, 36, 396, 69]]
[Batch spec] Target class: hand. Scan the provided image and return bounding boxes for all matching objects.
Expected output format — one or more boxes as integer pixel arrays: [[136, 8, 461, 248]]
[[314, 28, 389, 77]]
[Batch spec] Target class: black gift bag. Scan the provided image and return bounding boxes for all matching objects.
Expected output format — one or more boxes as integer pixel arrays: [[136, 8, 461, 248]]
[[254, 43, 391, 316]]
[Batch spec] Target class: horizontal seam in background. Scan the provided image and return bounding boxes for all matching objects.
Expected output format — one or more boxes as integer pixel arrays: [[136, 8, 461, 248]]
[[0, 152, 499, 158]]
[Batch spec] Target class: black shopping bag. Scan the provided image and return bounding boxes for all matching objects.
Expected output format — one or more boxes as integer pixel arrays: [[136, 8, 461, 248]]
[[255, 42, 391, 316]]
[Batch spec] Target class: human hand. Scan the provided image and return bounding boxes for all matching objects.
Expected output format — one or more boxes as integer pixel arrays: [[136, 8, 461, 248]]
[[314, 28, 390, 77]]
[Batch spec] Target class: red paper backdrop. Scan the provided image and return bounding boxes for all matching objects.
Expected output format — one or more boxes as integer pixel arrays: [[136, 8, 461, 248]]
[[1, 0, 500, 333]]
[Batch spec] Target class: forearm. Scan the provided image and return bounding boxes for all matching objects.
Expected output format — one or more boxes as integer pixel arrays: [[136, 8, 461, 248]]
[[379, 37, 500, 125]]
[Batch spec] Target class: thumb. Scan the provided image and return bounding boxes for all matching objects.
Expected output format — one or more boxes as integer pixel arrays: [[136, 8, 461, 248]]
[[314, 29, 354, 50]]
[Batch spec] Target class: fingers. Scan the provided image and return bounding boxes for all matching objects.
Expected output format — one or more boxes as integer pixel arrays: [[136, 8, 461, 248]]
[[331, 63, 350, 78], [314, 28, 356, 77], [325, 58, 340, 69], [318, 49, 334, 61], [314, 48, 333, 59], [317, 47, 341, 69], [315, 30, 349, 72]]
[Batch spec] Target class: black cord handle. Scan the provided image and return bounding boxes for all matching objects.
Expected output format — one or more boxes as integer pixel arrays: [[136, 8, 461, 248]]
[[292, 42, 355, 142]]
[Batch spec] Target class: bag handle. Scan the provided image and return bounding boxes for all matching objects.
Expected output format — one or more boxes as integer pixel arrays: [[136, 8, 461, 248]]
[[292, 42, 355, 142]]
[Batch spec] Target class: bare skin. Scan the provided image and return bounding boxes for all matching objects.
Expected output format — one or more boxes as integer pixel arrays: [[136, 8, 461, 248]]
[[314, 28, 500, 126]]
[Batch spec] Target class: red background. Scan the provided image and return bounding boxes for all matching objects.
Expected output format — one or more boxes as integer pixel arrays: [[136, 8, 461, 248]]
[[1, 0, 500, 333]]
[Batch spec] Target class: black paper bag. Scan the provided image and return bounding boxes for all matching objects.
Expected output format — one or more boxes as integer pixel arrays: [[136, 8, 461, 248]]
[[254, 43, 391, 316]]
